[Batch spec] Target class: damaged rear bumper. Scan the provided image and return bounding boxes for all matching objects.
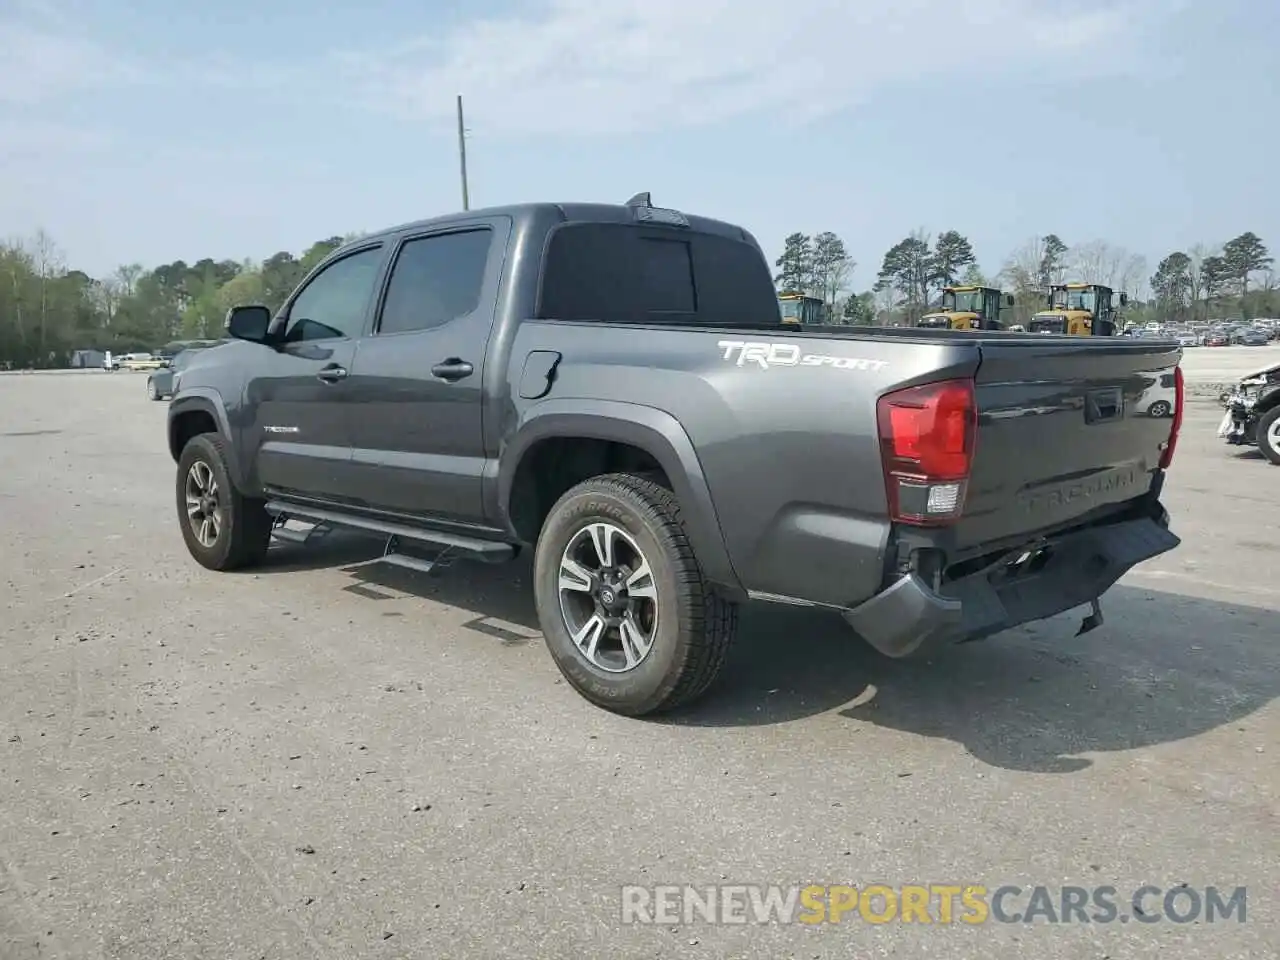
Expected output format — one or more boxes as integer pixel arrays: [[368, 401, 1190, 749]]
[[841, 510, 1180, 659]]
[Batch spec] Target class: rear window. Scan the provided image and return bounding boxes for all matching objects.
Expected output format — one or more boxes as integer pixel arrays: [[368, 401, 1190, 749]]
[[535, 222, 780, 326]]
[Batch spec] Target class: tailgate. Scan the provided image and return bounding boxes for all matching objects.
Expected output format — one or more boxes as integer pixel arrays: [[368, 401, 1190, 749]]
[[953, 338, 1180, 551]]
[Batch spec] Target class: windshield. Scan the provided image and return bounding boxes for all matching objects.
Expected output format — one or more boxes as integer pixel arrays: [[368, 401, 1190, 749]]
[[1030, 315, 1066, 333], [942, 289, 984, 314], [1051, 288, 1097, 312]]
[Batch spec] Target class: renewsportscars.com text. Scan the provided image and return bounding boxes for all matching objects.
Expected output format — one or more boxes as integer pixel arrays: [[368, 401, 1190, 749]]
[[620, 884, 1247, 926]]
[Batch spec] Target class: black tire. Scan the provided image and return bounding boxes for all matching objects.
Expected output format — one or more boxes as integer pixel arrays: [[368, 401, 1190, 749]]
[[1147, 400, 1171, 418], [147, 378, 160, 400], [532, 473, 737, 716], [1257, 406, 1280, 466], [176, 433, 273, 570]]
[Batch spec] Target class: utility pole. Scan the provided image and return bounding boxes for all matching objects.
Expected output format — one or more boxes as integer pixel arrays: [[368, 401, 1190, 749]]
[[456, 94, 470, 211]]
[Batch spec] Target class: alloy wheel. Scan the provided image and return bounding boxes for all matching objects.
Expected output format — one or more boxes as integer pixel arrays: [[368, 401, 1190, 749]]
[[557, 521, 659, 673], [1268, 418, 1280, 450], [184, 460, 222, 548]]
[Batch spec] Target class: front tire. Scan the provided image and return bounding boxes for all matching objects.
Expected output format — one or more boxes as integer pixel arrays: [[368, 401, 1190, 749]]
[[176, 433, 273, 570], [1257, 406, 1280, 466], [533, 473, 737, 716], [147, 379, 160, 400]]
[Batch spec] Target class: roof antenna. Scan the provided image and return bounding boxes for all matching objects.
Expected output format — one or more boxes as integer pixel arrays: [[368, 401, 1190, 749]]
[[625, 192, 652, 207]]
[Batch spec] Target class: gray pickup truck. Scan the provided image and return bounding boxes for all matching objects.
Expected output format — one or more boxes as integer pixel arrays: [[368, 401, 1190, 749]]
[[167, 193, 1183, 716]]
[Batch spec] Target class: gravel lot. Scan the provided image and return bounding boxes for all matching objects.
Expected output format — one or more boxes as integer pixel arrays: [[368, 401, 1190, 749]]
[[1, 366, 1276, 959]]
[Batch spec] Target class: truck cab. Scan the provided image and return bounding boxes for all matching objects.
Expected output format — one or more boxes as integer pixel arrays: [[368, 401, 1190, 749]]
[[918, 286, 1013, 331], [1030, 283, 1127, 336]]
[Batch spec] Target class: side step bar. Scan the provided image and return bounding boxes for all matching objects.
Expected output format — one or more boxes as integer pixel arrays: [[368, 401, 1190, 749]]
[[269, 520, 331, 545], [264, 500, 516, 566]]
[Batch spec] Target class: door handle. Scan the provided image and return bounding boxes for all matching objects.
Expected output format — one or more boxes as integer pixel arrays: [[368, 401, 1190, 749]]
[[317, 364, 348, 383], [432, 358, 474, 382]]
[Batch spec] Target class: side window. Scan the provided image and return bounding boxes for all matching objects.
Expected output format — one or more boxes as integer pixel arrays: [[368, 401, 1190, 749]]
[[283, 246, 383, 342], [377, 229, 492, 335]]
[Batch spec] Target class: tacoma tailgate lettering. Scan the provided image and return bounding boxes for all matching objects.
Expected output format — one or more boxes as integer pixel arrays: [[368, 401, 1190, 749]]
[[1015, 464, 1143, 516]]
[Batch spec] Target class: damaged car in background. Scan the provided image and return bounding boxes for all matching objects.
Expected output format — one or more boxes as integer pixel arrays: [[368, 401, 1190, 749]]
[[1219, 359, 1280, 464]]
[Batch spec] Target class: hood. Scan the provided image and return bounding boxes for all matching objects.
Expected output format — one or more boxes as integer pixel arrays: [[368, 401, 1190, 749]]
[[1240, 359, 1280, 382]]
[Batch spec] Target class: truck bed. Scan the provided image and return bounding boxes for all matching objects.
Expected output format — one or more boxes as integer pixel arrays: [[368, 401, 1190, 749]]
[[513, 318, 1180, 610]]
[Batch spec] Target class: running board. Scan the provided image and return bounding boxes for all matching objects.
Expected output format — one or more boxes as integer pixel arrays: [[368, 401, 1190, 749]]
[[264, 499, 516, 564], [270, 521, 331, 544], [375, 551, 443, 575]]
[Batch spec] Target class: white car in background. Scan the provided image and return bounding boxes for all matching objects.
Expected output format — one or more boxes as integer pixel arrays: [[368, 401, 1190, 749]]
[[1135, 372, 1177, 418]]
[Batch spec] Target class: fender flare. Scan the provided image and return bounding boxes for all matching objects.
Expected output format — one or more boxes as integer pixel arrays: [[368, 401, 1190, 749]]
[[498, 399, 743, 595], [1256, 382, 1280, 413], [167, 389, 245, 487]]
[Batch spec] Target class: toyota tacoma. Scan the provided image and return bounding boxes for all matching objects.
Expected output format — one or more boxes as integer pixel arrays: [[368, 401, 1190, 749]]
[[167, 194, 1183, 716]]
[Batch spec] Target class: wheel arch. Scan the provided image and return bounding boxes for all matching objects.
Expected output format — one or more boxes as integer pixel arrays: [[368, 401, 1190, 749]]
[[167, 390, 245, 487], [498, 400, 743, 596], [1254, 383, 1280, 414]]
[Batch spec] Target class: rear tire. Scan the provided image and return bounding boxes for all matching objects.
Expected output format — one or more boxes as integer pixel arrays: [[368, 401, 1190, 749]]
[[533, 473, 737, 716], [176, 433, 273, 570], [1257, 406, 1280, 466], [1147, 400, 1171, 418]]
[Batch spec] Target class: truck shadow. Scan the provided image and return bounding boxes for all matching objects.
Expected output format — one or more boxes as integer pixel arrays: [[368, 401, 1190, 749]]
[[673, 584, 1279, 774], [257, 533, 541, 644], [257, 536, 1278, 775]]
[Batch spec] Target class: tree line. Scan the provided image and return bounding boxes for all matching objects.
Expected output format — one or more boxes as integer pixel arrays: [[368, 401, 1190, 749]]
[[1, 223, 1276, 368], [775, 229, 1277, 328], [0, 233, 355, 368]]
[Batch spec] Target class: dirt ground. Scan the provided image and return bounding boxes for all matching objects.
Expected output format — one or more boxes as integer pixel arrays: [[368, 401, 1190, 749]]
[[1, 369, 1275, 959]]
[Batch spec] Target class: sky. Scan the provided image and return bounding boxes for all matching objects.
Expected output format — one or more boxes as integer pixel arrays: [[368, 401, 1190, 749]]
[[1, 0, 1277, 291]]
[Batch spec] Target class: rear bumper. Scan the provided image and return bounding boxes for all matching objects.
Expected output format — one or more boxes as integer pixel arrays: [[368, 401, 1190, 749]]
[[841, 509, 1179, 658]]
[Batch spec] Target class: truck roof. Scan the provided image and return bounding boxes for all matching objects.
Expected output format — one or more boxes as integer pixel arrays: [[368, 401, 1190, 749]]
[[354, 200, 760, 250]]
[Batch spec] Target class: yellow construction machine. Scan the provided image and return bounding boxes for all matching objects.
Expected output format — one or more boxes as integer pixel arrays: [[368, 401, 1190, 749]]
[[1028, 283, 1127, 336], [918, 285, 1013, 331]]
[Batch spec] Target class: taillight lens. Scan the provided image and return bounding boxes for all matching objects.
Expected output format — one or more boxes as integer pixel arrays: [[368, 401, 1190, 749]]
[[877, 378, 977, 526], [1158, 365, 1184, 469]]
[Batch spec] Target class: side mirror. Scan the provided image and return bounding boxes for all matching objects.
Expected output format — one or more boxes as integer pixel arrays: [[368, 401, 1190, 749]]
[[1005, 294, 1015, 307], [1119, 293, 1129, 306], [225, 305, 273, 343], [1045, 294, 1053, 306]]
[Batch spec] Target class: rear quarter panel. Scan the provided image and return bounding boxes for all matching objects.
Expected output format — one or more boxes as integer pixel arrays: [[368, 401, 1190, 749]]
[[503, 322, 981, 607]]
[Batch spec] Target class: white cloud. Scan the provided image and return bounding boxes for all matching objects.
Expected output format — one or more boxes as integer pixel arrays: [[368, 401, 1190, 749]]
[[0, 15, 143, 104], [334, 0, 1155, 135], [0, 118, 114, 155]]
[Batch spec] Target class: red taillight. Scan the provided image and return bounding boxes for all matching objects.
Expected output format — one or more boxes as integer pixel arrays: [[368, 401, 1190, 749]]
[[877, 378, 977, 526], [1159, 365, 1184, 469]]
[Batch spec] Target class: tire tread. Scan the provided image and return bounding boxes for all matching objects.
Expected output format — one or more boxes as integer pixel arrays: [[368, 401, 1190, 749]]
[[1257, 405, 1280, 466], [177, 432, 272, 570], [544, 472, 737, 714]]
